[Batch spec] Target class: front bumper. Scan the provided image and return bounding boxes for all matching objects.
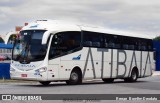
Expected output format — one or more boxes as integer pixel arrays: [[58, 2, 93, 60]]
[[10, 71, 47, 81]]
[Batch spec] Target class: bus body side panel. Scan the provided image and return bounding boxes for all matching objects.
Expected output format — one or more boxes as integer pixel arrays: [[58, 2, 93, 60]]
[[60, 47, 109, 80], [141, 51, 153, 77], [140, 51, 148, 77], [116, 49, 128, 78], [124, 50, 141, 78], [48, 58, 60, 80], [81, 48, 113, 79], [135, 51, 142, 78], [89, 48, 102, 79], [150, 52, 155, 75], [59, 50, 84, 80], [147, 52, 154, 76], [110, 50, 116, 78], [102, 49, 112, 78], [57, 47, 153, 81]]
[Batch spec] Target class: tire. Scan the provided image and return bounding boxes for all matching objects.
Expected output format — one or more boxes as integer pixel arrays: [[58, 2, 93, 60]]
[[102, 78, 114, 83], [124, 69, 138, 82], [66, 70, 82, 85], [39, 81, 51, 86]]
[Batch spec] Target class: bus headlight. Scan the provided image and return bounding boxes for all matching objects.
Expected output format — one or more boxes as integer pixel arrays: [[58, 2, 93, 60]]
[[38, 67, 47, 73]]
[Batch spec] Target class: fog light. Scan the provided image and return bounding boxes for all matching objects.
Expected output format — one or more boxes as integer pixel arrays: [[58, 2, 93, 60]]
[[36, 67, 47, 73]]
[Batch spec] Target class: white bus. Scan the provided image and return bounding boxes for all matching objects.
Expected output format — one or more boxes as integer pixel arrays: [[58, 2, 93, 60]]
[[10, 20, 155, 85]]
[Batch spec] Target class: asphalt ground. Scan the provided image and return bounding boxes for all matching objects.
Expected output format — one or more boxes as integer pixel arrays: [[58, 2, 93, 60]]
[[0, 75, 160, 103]]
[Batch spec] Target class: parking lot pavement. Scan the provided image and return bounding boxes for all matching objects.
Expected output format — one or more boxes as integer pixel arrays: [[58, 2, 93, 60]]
[[152, 71, 160, 76], [0, 75, 160, 103], [0, 71, 160, 84]]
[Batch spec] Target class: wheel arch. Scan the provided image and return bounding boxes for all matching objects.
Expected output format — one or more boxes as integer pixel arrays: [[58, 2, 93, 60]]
[[71, 66, 82, 77], [66, 66, 82, 85]]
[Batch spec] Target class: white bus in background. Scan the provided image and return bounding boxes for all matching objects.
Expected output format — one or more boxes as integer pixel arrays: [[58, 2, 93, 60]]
[[10, 20, 155, 85]]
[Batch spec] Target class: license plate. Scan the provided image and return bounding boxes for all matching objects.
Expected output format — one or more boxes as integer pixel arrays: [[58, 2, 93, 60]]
[[21, 74, 27, 77]]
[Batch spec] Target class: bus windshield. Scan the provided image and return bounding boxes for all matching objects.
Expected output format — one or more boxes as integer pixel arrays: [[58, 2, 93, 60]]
[[12, 30, 47, 63]]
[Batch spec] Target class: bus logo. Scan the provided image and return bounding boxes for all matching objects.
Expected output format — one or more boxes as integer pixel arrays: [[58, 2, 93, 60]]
[[14, 64, 36, 68], [29, 24, 39, 28], [72, 54, 81, 60]]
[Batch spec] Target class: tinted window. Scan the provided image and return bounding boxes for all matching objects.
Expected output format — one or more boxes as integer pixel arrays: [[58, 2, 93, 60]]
[[147, 40, 153, 51], [49, 31, 81, 59], [83, 31, 103, 47], [82, 31, 153, 51], [104, 34, 121, 49]]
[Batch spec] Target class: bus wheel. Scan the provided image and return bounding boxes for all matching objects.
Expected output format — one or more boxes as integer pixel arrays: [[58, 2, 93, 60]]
[[39, 81, 51, 86], [124, 69, 138, 82], [102, 78, 114, 83], [66, 69, 82, 85]]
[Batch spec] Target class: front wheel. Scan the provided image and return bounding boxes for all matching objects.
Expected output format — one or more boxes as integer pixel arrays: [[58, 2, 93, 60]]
[[66, 70, 82, 85], [39, 81, 51, 86]]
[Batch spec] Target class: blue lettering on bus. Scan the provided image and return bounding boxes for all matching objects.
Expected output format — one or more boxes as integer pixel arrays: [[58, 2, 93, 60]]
[[29, 24, 39, 28], [14, 64, 36, 68]]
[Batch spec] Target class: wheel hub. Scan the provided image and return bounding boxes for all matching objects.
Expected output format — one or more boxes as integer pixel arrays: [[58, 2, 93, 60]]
[[71, 72, 78, 81], [132, 72, 137, 80]]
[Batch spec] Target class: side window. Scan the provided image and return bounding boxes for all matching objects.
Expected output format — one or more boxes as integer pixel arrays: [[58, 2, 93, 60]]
[[128, 37, 135, 50], [49, 31, 81, 59], [147, 40, 153, 51], [122, 37, 135, 50], [104, 34, 121, 49], [137, 39, 147, 51], [113, 35, 121, 49], [59, 32, 81, 52], [83, 31, 102, 47], [141, 41, 147, 51]]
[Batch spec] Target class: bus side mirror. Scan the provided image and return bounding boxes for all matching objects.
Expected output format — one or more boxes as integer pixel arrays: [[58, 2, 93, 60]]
[[53, 34, 62, 45]]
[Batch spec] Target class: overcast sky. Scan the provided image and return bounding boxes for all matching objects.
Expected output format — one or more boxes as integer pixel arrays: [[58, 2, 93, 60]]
[[0, 0, 160, 38]]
